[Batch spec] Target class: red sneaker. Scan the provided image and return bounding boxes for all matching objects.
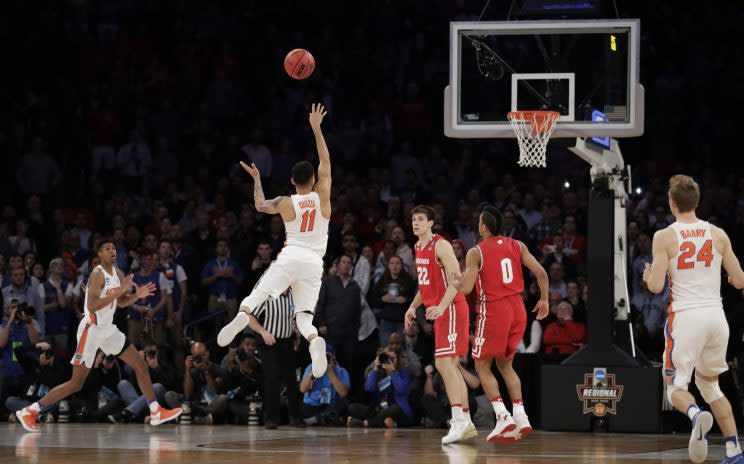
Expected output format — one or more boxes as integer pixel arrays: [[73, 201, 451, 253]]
[[150, 406, 182, 426], [16, 407, 40, 433]]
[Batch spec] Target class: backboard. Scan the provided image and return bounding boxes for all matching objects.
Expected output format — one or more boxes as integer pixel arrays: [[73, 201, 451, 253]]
[[445, 19, 643, 139]]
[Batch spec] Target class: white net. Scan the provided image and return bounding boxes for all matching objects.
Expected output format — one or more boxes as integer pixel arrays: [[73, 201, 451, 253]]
[[507, 111, 559, 168]]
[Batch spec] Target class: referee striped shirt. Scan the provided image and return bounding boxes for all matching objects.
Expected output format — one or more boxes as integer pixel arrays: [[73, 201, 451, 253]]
[[253, 291, 295, 339]]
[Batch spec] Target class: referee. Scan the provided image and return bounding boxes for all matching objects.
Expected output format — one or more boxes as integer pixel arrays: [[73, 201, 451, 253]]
[[248, 288, 303, 429]]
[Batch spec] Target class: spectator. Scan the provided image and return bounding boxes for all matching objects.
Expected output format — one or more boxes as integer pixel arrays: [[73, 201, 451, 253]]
[[30, 263, 45, 283], [189, 213, 216, 262], [75, 352, 124, 422], [516, 316, 543, 354], [266, 216, 286, 254], [390, 226, 414, 274], [339, 232, 371, 299], [632, 233, 653, 297], [201, 239, 243, 326], [157, 239, 188, 371], [2, 266, 45, 332], [518, 193, 543, 231], [632, 280, 668, 359], [453, 202, 477, 250], [240, 128, 273, 178], [347, 349, 413, 428], [223, 334, 264, 425], [561, 214, 587, 265], [9, 219, 36, 256], [564, 281, 586, 323], [299, 344, 349, 426], [166, 342, 228, 425], [129, 249, 172, 347], [16, 137, 61, 195], [373, 256, 417, 346], [548, 263, 568, 299], [451, 239, 467, 272], [72, 213, 93, 251], [374, 240, 401, 283], [502, 208, 529, 243], [316, 255, 361, 376], [108, 341, 175, 423], [116, 129, 152, 192], [0, 253, 8, 288], [530, 199, 562, 245], [420, 356, 480, 428], [38, 258, 73, 353], [543, 302, 586, 355], [403, 319, 435, 369], [5, 339, 69, 421], [541, 234, 578, 281], [247, 241, 273, 289], [1, 302, 42, 408], [381, 332, 422, 382]]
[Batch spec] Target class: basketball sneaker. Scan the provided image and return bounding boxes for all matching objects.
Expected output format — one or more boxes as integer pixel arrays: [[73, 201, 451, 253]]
[[689, 410, 713, 463], [487, 412, 516, 442], [442, 420, 477, 444], [217, 312, 249, 347], [514, 412, 533, 438], [150, 406, 182, 426], [722, 453, 744, 463], [309, 336, 327, 378], [16, 407, 40, 433]]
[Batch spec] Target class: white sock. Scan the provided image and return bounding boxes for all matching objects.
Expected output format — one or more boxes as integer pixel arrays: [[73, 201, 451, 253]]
[[491, 397, 507, 416], [687, 404, 700, 422], [725, 436, 742, 457], [463, 409, 472, 423], [451, 405, 464, 422], [233, 311, 249, 327], [149, 400, 159, 413], [513, 403, 526, 416], [29, 402, 42, 413]]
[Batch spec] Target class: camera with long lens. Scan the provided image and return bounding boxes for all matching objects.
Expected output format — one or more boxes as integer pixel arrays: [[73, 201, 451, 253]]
[[192, 354, 204, 364], [15, 302, 35, 319], [378, 353, 390, 364], [236, 349, 251, 362]]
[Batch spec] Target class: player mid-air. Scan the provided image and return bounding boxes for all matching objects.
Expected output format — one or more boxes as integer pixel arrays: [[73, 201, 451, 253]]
[[643, 175, 744, 464], [458, 205, 549, 442], [405, 205, 476, 444], [218, 103, 331, 378]]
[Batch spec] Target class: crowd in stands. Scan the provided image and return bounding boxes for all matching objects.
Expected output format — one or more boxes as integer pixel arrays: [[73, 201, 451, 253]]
[[1, 1, 744, 428]]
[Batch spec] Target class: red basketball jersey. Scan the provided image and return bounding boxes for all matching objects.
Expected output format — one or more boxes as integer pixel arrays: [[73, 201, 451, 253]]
[[415, 234, 467, 308], [475, 236, 524, 301]]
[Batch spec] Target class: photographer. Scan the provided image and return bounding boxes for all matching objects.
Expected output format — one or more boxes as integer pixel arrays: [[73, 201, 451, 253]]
[[165, 342, 227, 424], [2, 266, 44, 333], [223, 334, 264, 425], [74, 352, 124, 422], [347, 350, 413, 428], [1, 300, 42, 405], [6, 340, 69, 421], [299, 344, 349, 426], [107, 341, 176, 423], [419, 356, 480, 428]]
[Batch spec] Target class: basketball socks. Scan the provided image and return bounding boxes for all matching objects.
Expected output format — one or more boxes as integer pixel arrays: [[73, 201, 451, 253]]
[[491, 396, 507, 416], [30, 402, 42, 413], [725, 436, 742, 458], [513, 399, 526, 416], [149, 400, 159, 413], [463, 407, 471, 423], [451, 404, 464, 422], [687, 403, 700, 421]]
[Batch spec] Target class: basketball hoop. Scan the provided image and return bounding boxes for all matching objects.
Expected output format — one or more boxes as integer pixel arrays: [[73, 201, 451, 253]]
[[507, 110, 560, 168]]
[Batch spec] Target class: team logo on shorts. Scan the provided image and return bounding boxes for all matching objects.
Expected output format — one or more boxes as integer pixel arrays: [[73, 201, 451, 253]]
[[447, 333, 457, 343], [576, 367, 624, 416]]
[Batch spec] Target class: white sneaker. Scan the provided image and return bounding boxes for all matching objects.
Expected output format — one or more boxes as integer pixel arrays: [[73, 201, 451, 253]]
[[442, 420, 477, 444], [514, 413, 533, 439], [309, 336, 327, 378], [217, 313, 249, 347], [487, 413, 516, 442], [689, 410, 713, 463]]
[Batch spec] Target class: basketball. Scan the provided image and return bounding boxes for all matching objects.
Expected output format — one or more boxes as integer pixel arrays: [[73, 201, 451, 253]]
[[284, 48, 315, 80]]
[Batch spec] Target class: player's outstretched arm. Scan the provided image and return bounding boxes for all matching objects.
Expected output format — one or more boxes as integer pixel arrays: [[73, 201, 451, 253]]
[[519, 241, 550, 320], [457, 248, 481, 296], [717, 227, 744, 289], [644, 229, 671, 294], [425, 240, 462, 320], [309, 103, 332, 217], [239, 161, 290, 215]]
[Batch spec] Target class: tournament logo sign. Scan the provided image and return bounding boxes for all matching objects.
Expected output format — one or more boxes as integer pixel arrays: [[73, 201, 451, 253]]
[[576, 368, 624, 416]]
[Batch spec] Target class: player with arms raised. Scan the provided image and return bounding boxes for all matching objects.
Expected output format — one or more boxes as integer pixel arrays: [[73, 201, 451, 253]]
[[218, 104, 331, 378], [643, 175, 744, 464], [458, 205, 549, 442], [404, 205, 476, 444], [16, 241, 182, 432]]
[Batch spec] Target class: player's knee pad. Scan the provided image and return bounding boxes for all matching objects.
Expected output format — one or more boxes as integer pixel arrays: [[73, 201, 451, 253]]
[[666, 383, 688, 404], [695, 375, 724, 404], [295, 311, 318, 340], [240, 290, 270, 314]]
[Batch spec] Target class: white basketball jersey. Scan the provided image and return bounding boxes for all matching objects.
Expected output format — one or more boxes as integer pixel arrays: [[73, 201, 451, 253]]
[[284, 191, 329, 257], [83, 265, 120, 326], [667, 220, 722, 312]]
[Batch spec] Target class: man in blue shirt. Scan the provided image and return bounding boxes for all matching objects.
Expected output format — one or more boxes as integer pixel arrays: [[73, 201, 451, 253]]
[[1, 301, 42, 407], [201, 240, 243, 328], [129, 249, 172, 347], [298, 344, 349, 425], [632, 280, 669, 359]]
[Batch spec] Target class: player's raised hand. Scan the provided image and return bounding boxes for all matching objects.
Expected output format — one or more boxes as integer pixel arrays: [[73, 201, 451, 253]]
[[308, 103, 327, 130], [239, 161, 261, 180], [135, 282, 157, 299], [533, 299, 550, 320], [425, 305, 446, 320]]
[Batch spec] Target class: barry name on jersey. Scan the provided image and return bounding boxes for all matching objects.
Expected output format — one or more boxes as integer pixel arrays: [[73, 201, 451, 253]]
[[679, 228, 707, 239]]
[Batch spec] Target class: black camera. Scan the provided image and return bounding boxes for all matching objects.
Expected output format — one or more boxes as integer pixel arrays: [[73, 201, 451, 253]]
[[378, 353, 390, 364], [145, 350, 158, 359], [192, 354, 204, 364], [43, 349, 55, 359], [15, 302, 35, 318], [236, 349, 251, 362]]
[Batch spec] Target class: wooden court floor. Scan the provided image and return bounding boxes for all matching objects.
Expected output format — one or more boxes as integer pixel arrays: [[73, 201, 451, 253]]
[[1, 423, 729, 463]]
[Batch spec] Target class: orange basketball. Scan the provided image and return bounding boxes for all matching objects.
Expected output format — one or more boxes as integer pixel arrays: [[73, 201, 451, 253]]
[[284, 49, 315, 80]]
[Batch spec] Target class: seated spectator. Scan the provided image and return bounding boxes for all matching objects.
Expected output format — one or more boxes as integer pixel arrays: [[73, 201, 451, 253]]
[[543, 302, 586, 355], [373, 256, 417, 346], [223, 334, 264, 425], [561, 214, 586, 265], [347, 349, 413, 428], [6, 339, 69, 422], [419, 356, 480, 428], [165, 342, 228, 425], [2, 266, 45, 333], [299, 344, 349, 426], [108, 341, 176, 423], [632, 280, 668, 359], [75, 352, 124, 422], [403, 319, 435, 369], [548, 263, 568, 299], [1, 301, 42, 405], [541, 234, 578, 281], [564, 281, 586, 323]]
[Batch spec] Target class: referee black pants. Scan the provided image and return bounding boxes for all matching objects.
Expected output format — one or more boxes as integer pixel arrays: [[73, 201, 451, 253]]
[[259, 338, 301, 423]]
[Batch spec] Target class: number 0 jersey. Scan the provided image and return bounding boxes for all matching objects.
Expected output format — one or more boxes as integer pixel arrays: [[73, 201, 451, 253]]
[[474, 236, 524, 301], [284, 192, 329, 258], [414, 234, 467, 308], [667, 220, 722, 312]]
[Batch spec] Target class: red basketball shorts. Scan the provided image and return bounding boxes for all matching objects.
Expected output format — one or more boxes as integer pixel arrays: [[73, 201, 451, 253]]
[[471, 294, 527, 360], [434, 299, 470, 358]]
